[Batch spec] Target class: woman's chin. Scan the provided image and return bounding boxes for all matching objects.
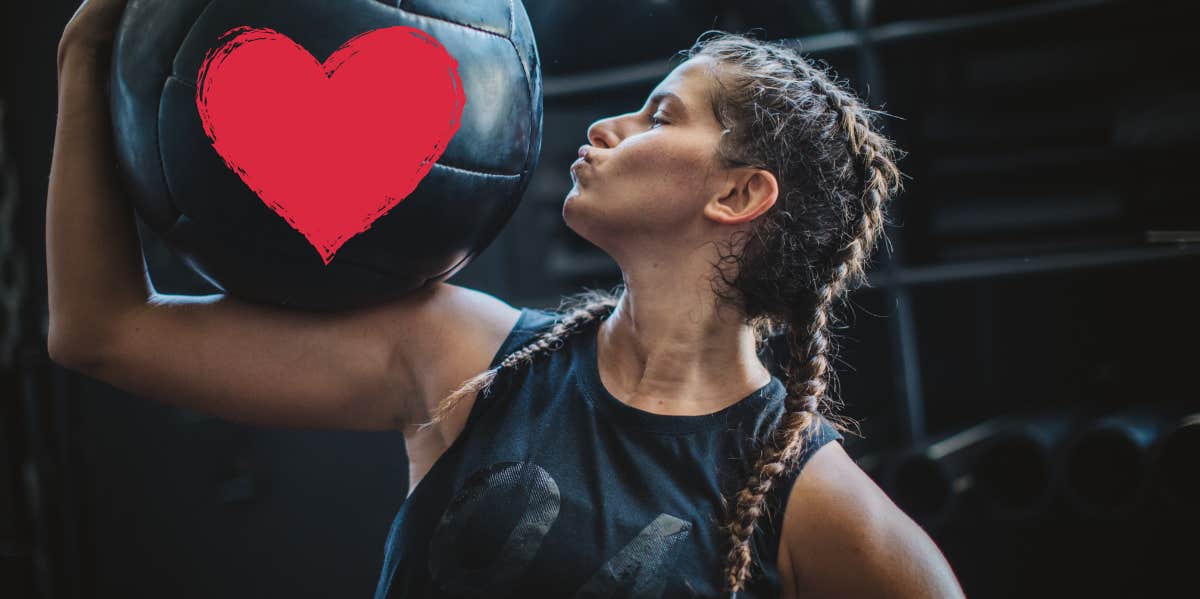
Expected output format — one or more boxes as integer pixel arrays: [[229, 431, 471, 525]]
[[562, 188, 597, 227], [564, 181, 588, 202]]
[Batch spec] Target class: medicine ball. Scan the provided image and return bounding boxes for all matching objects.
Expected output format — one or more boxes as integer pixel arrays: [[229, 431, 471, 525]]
[[110, 0, 542, 311]]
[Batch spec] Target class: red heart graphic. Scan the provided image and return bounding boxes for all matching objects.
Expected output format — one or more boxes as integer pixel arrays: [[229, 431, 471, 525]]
[[195, 26, 465, 265]]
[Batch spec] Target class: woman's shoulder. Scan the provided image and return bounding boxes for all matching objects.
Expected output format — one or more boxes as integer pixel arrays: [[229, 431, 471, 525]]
[[777, 437, 965, 597], [484, 307, 563, 369]]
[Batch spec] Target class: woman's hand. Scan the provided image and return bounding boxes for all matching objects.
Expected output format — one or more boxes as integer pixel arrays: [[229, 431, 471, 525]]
[[56, 0, 131, 71]]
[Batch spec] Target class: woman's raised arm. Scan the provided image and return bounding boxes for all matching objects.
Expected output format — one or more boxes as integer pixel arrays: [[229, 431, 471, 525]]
[[44, 5, 513, 432]]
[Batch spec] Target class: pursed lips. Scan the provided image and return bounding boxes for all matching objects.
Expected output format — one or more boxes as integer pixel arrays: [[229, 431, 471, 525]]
[[571, 145, 593, 175]]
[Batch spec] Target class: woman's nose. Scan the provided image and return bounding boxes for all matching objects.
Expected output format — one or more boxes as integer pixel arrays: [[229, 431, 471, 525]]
[[586, 117, 619, 149]]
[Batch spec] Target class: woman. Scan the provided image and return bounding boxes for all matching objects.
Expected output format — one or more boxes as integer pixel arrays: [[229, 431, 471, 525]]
[[51, 1, 965, 597]]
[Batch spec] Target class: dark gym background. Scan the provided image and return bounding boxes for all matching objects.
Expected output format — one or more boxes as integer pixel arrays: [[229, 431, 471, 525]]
[[3, 1, 1198, 598]]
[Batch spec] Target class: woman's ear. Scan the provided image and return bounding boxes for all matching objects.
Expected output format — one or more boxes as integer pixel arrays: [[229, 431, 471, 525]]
[[705, 168, 778, 225]]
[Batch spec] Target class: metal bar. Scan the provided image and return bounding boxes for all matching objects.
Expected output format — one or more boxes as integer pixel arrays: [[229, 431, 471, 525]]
[[870, 244, 1200, 287], [851, 0, 926, 446], [790, 0, 1117, 53], [869, 0, 1115, 45], [543, 0, 1119, 99], [1146, 230, 1200, 244], [544, 60, 674, 98], [889, 286, 927, 445], [776, 30, 862, 55]]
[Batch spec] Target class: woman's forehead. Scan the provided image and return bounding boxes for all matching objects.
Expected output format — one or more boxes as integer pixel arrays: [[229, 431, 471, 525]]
[[660, 56, 718, 95], [653, 57, 721, 119]]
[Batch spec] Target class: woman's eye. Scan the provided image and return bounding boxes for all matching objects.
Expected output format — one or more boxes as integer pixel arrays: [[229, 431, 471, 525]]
[[648, 114, 666, 128]]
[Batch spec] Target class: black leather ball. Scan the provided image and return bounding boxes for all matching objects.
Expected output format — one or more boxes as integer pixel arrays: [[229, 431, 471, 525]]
[[110, 0, 542, 311]]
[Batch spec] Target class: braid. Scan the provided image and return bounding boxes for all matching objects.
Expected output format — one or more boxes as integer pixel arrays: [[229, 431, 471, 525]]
[[707, 38, 902, 594], [804, 70, 900, 271], [418, 290, 619, 432]]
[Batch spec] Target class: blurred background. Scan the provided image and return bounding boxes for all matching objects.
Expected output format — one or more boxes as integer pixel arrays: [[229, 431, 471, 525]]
[[2, 0, 1198, 597]]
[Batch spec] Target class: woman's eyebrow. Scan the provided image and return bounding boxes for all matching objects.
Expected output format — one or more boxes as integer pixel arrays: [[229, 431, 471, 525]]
[[648, 91, 689, 117]]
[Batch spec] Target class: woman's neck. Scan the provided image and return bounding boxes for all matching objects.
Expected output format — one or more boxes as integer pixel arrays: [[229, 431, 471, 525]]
[[595, 293, 771, 416]]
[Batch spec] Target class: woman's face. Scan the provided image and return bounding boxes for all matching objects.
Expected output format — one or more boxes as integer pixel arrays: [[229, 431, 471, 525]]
[[563, 55, 753, 263]]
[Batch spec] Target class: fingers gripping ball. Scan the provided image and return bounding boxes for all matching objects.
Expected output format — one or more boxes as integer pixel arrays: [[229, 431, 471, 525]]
[[110, 0, 542, 310]]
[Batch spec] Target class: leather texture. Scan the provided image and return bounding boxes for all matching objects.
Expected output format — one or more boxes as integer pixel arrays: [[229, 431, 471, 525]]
[[110, 0, 542, 311]]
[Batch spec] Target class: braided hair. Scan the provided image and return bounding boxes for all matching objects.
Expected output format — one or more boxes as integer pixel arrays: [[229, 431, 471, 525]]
[[691, 32, 903, 593], [420, 30, 903, 597], [421, 288, 619, 429]]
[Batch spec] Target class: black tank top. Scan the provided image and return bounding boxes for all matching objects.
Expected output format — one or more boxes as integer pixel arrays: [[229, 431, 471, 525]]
[[375, 307, 844, 598]]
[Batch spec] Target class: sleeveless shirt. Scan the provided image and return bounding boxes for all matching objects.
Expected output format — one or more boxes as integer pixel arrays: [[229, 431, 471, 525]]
[[375, 307, 844, 598]]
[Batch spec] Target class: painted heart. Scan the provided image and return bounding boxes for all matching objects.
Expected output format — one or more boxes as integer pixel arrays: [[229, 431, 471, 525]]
[[195, 25, 465, 265]]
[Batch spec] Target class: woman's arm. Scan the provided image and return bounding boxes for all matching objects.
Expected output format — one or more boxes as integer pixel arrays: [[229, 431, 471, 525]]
[[781, 441, 967, 598], [44, 41, 419, 431], [43, 10, 521, 432], [46, 42, 150, 354], [43, 45, 401, 431]]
